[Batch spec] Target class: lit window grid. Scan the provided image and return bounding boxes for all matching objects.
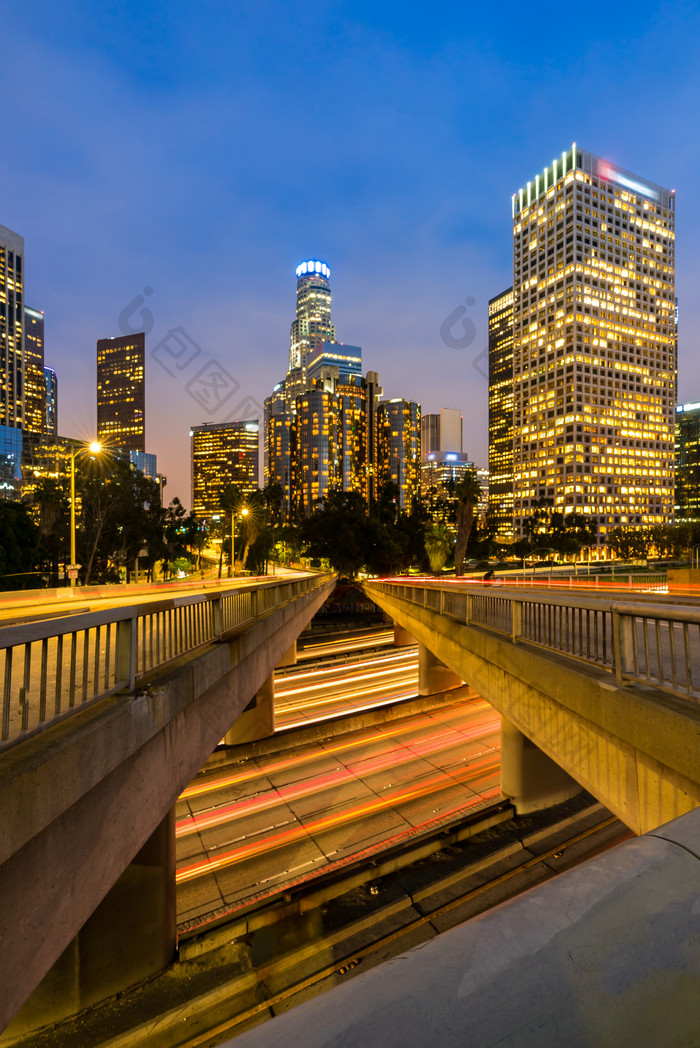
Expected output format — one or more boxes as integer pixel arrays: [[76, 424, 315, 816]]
[[191, 422, 260, 519], [97, 334, 146, 453], [510, 148, 675, 537], [377, 400, 421, 511]]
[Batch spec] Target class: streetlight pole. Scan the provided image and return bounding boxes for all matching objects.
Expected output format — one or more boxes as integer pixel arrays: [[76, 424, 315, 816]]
[[229, 506, 249, 579], [68, 441, 102, 588]]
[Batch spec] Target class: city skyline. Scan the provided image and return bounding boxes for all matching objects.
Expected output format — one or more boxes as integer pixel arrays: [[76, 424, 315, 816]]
[[3, 2, 700, 505]]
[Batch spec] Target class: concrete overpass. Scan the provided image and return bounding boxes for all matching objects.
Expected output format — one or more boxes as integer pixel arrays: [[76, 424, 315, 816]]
[[0, 573, 334, 1037], [364, 578, 700, 835]]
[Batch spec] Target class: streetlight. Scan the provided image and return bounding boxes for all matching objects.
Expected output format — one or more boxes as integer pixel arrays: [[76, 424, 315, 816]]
[[229, 506, 249, 578], [69, 440, 102, 587], [524, 546, 557, 581]]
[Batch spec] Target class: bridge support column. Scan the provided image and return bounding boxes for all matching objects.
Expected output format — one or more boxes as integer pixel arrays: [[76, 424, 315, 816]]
[[224, 672, 275, 745], [5, 809, 176, 1038], [277, 641, 297, 667], [418, 643, 463, 695], [500, 717, 580, 814], [393, 623, 416, 647]]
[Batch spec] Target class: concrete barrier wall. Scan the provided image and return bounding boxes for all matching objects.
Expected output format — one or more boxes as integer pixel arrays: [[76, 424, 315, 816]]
[[229, 807, 700, 1048], [0, 577, 334, 1034]]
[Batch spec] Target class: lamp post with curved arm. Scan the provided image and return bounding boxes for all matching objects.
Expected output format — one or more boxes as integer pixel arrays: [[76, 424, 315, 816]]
[[69, 441, 102, 587], [523, 546, 557, 580]]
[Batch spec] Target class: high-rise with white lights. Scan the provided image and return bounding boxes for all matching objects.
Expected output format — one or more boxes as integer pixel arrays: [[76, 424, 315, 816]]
[[0, 224, 24, 429], [289, 260, 335, 374], [511, 145, 676, 542]]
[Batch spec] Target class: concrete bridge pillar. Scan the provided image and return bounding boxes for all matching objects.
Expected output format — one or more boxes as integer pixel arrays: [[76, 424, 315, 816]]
[[394, 623, 416, 647], [500, 717, 580, 814], [5, 809, 176, 1038], [277, 641, 297, 667], [224, 672, 275, 746], [418, 643, 463, 695]]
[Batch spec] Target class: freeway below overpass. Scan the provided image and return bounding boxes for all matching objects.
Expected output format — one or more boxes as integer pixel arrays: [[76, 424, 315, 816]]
[[0, 572, 335, 1037]]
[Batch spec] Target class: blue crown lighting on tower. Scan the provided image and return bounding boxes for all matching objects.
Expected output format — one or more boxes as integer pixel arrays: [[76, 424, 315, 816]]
[[289, 259, 335, 374]]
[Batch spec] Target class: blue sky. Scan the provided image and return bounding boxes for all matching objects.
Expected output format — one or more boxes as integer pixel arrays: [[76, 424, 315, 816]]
[[3, 0, 700, 505]]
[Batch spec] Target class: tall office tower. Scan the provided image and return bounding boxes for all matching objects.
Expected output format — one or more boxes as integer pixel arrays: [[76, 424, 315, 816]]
[[377, 399, 421, 511], [364, 370, 383, 508], [191, 420, 259, 519], [512, 146, 676, 542], [421, 408, 463, 456], [96, 333, 145, 452], [674, 402, 700, 520], [23, 306, 45, 436], [264, 385, 293, 518], [488, 287, 515, 542], [291, 387, 337, 515], [289, 260, 335, 374], [44, 367, 58, 438], [0, 224, 24, 429]]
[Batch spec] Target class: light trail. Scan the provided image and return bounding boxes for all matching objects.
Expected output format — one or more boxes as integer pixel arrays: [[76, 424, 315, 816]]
[[182, 701, 491, 801], [177, 715, 499, 837], [275, 649, 416, 690], [176, 754, 501, 884]]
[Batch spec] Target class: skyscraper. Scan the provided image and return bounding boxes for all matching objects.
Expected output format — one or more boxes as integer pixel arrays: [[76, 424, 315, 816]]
[[674, 402, 700, 520], [96, 333, 145, 452], [289, 260, 335, 375], [511, 146, 676, 542], [191, 420, 259, 519], [488, 288, 515, 542], [377, 399, 421, 511], [0, 224, 24, 429], [23, 306, 45, 436], [44, 367, 58, 439]]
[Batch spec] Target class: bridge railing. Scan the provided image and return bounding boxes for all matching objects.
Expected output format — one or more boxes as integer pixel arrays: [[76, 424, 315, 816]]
[[368, 580, 700, 702], [0, 574, 330, 750]]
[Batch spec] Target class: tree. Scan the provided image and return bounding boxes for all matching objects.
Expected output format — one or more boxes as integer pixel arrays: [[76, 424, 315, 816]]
[[453, 470, 482, 576], [425, 522, 453, 575], [0, 502, 39, 589]]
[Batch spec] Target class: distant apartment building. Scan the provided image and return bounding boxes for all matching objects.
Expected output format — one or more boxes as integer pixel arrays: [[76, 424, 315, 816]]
[[191, 419, 259, 519], [96, 333, 145, 452]]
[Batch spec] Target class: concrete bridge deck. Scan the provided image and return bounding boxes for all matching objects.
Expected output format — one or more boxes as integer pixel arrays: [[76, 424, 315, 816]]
[[0, 573, 334, 1037], [364, 579, 700, 835]]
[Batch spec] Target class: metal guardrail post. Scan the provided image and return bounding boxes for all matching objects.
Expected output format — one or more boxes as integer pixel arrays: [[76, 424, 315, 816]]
[[511, 601, 522, 643], [612, 610, 634, 685], [212, 595, 224, 638], [117, 616, 137, 692], [465, 594, 473, 624]]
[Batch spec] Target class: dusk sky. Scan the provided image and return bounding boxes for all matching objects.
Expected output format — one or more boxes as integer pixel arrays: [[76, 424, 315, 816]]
[[4, 0, 700, 506]]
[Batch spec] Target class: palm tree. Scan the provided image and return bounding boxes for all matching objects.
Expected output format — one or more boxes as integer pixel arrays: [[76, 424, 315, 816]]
[[453, 470, 482, 576], [424, 522, 453, 575]]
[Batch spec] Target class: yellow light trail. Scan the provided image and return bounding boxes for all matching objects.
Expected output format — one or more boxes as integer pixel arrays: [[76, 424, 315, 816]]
[[177, 723, 499, 837], [176, 755, 501, 884], [181, 700, 491, 801]]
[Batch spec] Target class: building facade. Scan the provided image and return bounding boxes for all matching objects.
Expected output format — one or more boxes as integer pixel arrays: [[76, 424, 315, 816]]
[[44, 367, 58, 439], [0, 224, 24, 430], [488, 287, 515, 542], [377, 399, 421, 511], [23, 306, 45, 436], [191, 419, 259, 519], [96, 333, 145, 452], [511, 146, 676, 543], [675, 402, 700, 520]]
